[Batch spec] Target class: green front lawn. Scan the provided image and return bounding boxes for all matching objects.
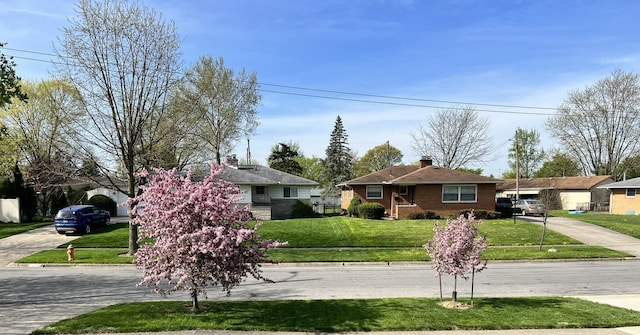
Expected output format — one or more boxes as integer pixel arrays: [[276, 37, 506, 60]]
[[17, 216, 631, 264], [32, 297, 640, 334], [58, 217, 583, 249]]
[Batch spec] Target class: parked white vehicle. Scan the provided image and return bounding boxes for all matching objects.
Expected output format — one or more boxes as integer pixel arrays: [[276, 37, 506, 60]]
[[514, 199, 546, 216]]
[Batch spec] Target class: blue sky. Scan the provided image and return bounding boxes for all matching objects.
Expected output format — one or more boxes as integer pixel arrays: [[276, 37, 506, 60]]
[[2, 0, 640, 177]]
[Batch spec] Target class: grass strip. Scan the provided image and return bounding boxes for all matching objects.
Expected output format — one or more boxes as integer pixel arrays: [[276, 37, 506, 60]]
[[32, 297, 640, 334], [17, 244, 629, 264]]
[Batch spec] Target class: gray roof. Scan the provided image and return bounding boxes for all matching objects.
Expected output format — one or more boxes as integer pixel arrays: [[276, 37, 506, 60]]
[[217, 165, 318, 186], [598, 177, 640, 189]]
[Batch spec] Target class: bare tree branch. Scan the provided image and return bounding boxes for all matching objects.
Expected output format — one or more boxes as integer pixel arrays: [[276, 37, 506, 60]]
[[411, 105, 495, 169]]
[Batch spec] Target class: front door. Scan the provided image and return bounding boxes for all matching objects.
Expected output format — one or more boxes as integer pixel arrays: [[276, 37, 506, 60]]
[[253, 185, 268, 204]]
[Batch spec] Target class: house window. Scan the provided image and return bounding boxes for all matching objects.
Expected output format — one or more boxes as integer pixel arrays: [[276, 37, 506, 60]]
[[255, 186, 265, 195], [284, 187, 298, 198], [442, 185, 477, 203], [627, 188, 637, 198], [398, 185, 408, 195], [366, 186, 383, 199]]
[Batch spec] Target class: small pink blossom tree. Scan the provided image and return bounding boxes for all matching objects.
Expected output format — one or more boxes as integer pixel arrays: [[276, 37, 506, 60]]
[[126, 163, 284, 310], [424, 211, 487, 304]]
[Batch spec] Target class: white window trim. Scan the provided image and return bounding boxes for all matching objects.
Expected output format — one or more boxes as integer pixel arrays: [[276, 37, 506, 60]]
[[626, 188, 637, 198], [284, 186, 299, 198], [366, 185, 383, 199], [442, 184, 478, 203]]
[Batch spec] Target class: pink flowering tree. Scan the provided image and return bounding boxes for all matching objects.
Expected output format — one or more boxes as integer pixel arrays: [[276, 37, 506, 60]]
[[126, 163, 285, 310], [424, 212, 487, 304]]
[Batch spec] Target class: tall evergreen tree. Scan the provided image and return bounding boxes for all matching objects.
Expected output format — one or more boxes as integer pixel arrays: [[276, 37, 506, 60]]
[[268, 142, 303, 176], [323, 116, 353, 196]]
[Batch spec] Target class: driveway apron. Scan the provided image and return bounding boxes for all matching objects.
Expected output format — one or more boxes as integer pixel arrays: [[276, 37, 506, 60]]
[[0, 224, 76, 266], [520, 215, 640, 257]]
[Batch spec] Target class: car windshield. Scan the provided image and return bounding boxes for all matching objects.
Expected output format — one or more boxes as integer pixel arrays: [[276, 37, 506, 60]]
[[528, 200, 542, 204], [55, 211, 75, 219]]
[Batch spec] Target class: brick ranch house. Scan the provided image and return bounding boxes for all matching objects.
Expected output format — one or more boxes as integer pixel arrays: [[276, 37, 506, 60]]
[[339, 157, 502, 219]]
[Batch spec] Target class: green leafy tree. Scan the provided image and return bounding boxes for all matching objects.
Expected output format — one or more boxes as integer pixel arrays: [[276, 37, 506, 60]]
[[0, 123, 18, 177], [456, 167, 483, 175], [534, 152, 581, 178], [295, 156, 324, 182], [615, 154, 640, 180], [268, 142, 303, 175], [353, 142, 403, 177], [0, 43, 27, 176], [546, 69, 640, 176], [506, 128, 545, 179], [172, 56, 260, 165], [323, 116, 353, 197], [2, 80, 84, 215], [0, 42, 27, 106]]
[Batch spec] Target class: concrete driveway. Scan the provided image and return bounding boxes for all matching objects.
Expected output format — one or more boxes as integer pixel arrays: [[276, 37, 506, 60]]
[[518, 215, 640, 257], [0, 217, 129, 267]]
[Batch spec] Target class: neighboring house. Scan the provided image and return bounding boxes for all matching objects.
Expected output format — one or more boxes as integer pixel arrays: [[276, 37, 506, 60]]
[[597, 177, 640, 215], [339, 157, 502, 219], [496, 176, 613, 211], [86, 187, 130, 217], [63, 177, 129, 217], [83, 157, 318, 220], [216, 156, 318, 220]]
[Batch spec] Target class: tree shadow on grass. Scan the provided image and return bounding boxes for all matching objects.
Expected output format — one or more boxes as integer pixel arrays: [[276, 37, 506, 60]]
[[198, 299, 382, 332]]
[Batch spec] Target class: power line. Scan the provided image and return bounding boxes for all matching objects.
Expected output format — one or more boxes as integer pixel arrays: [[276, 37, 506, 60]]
[[259, 89, 554, 115], [259, 82, 558, 111], [4, 46, 557, 115]]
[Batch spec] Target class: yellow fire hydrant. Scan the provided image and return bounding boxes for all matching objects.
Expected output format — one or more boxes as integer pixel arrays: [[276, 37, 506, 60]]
[[67, 244, 75, 262]]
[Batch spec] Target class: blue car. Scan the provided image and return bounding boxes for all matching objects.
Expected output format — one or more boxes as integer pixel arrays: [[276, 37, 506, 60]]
[[54, 205, 111, 235]]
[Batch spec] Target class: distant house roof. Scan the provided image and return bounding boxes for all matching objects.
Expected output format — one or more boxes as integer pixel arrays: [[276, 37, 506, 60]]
[[341, 165, 420, 185], [497, 175, 614, 191], [340, 162, 501, 186], [597, 176, 640, 189], [217, 165, 318, 186], [391, 165, 501, 185]]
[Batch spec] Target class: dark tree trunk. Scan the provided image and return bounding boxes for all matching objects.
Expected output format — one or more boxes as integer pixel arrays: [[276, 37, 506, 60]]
[[191, 290, 199, 310]]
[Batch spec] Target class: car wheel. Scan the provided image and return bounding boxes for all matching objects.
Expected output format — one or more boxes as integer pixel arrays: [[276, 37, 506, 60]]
[[84, 224, 91, 235], [56, 230, 65, 235], [521, 209, 527, 216], [105, 217, 110, 225]]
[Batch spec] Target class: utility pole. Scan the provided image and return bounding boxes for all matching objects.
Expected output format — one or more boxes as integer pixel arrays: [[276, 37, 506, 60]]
[[514, 130, 520, 224], [515, 130, 520, 201], [386, 140, 390, 168]]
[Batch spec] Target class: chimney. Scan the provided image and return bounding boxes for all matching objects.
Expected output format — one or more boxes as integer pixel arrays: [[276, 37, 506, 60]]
[[225, 154, 239, 168], [420, 156, 432, 168]]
